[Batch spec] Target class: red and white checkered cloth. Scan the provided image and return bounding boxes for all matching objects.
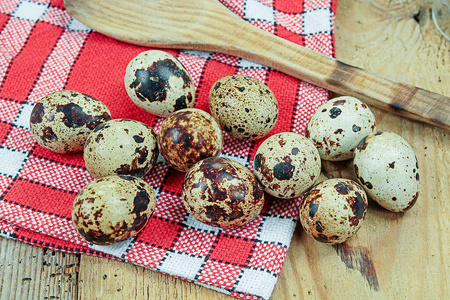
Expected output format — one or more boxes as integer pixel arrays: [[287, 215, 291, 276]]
[[0, 0, 337, 299]]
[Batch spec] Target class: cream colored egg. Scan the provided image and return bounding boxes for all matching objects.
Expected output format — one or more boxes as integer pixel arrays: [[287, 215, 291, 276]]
[[30, 90, 111, 154], [182, 157, 265, 228], [253, 132, 321, 199], [353, 131, 420, 212], [72, 175, 156, 245], [84, 119, 159, 179], [209, 75, 278, 140], [124, 50, 195, 117], [306, 96, 376, 161], [158, 108, 223, 172], [299, 178, 368, 244]]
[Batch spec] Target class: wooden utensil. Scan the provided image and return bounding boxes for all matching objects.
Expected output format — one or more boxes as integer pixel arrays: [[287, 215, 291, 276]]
[[64, 0, 449, 131]]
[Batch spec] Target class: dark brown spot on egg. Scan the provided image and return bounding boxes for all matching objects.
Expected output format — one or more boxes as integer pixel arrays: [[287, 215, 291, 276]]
[[329, 107, 342, 118], [42, 127, 58, 143], [130, 186, 151, 231], [392, 197, 397, 201], [292, 147, 299, 155], [273, 156, 295, 180], [95, 134, 104, 143], [236, 86, 245, 92], [56, 103, 110, 130], [334, 128, 344, 134], [334, 182, 350, 194], [416, 173, 420, 181], [309, 203, 319, 218], [205, 205, 227, 222], [305, 128, 310, 138], [133, 135, 144, 143], [30, 103, 45, 124], [321, 108, 327, 112], [365, 182, 373, 189], [174, 95, 188, 111], [356, 136, 368, 150], [375, 131, 384, 136], [389, 162, 395, 169], [352, 125, 361, 132], [349, 192, 367, 221], [316, 220, 324, 232], [93, 122, 110, 133], [214, 82, 221, 90], [333, 99, 346, 106]]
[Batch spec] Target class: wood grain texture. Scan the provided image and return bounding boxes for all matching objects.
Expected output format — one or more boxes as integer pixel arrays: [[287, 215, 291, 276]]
[[64, 0, 450, 130], [1, 0, 449, 299]]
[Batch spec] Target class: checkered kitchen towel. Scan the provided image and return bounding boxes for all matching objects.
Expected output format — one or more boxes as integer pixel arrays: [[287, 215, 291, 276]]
[[0, 0, 337, 299]]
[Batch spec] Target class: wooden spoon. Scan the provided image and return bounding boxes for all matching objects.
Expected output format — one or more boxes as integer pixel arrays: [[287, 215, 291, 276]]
[[64, 0, 449, 131]]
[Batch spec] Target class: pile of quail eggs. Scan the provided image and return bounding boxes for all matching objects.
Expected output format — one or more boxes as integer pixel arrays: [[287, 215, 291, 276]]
[[29, 50, 420, 246]]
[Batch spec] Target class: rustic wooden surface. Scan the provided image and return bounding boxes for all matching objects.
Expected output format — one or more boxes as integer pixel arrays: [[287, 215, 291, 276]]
[[1, 0, 448, 299]]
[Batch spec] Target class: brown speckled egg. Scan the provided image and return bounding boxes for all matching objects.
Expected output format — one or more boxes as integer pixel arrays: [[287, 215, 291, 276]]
[[158, 108, 223, 172], [124, 50, 195, 117], [84, 119, 159, 179], [209, 75, 278, 140], [182, 157, 265, 228], [72, 175, 156, 245], [353, 131, 420, 212], [29, 90, 111, 154], [299, 178, 368, 244], [253, 132, 321, 199], [306, 96, 376, 161]]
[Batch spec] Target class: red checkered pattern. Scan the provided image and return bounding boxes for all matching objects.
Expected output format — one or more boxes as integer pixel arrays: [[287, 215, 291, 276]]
[[0, 0, 337, 299]]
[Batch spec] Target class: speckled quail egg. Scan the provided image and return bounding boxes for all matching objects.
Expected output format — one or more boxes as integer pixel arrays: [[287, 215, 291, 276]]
[[84, 119, 159, 179], [29, 90, 111, 154], [209, 75, 278, 140], [158, 108, 223, 172], [253, 132, 321, 199], [353, 131, 420, 212], [299, 178, 368, 244], [124, 50, 195, 117], [182, 157, 265, 228], [306, 96, 376, 161], [72, 175, 156, 245]]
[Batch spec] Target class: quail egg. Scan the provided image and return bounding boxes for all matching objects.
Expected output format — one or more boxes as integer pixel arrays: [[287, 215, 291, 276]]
[[209, 74, 278, 140], [253, 132, 321, 199], [353, 131, 420, 212], [84, 119, 159, 179], [299, 178, 368, 244], [306, 96, 376, 161], [158, 108, 223, 172], [30, 90, 111, 154], [182, 157, 265, 228], [124, 50, 195, 117], [72, 175, 156, 245]]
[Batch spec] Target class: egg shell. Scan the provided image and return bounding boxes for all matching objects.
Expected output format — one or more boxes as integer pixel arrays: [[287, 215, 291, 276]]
[[209, 74, 278, 140], [299, 178, 368, 244], [182, 157, 265, 228], [84, 119, 159, 179], [72, 175, 156, 245], [29, 90, 111, 154], [306, 96, 376, 161], [124, 50, 195, 117], [353, 131, 420, 212], [158, 108, 223, 172], [253, 132, 321, 199]]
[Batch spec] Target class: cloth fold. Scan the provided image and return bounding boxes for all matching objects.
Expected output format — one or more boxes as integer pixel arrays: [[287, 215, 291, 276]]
[[0, 0, 337, 299]]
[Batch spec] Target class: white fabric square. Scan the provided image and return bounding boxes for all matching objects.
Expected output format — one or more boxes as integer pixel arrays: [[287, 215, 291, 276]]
[[89, 239, 133, 257], [183, 214, 222, 234], [159, 251, 205, 280], [12, 0, 48, 22], [244, 0, 274, 22], [237, 58, 268, 70], [302, 8, 332, 35], [67, 18, 91, 32], [234, 267, 276, 300], [0, 147, 28, 177], [256, 215, 296, 246], [13, 102, 34, 130], [218, 152, 250, 169]]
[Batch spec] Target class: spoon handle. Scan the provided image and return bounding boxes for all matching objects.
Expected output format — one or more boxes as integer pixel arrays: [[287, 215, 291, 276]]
[[210, 17, 449, 131]]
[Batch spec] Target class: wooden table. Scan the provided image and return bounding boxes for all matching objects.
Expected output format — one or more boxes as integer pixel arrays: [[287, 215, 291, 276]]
[[1, 0, 448, 299]]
